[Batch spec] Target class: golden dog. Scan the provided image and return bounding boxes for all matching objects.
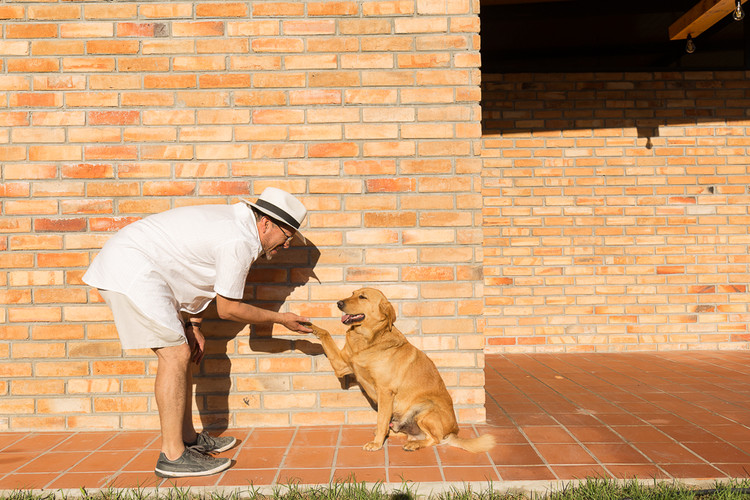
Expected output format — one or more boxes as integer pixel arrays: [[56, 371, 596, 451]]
[[309, 288, 495, 453]]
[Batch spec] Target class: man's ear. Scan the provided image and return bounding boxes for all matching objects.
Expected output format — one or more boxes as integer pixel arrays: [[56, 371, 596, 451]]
[[379, 299, 396, 330]]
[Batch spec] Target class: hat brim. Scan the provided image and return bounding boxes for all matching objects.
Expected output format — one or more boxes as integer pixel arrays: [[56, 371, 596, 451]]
[[241, 199, 307, 245]]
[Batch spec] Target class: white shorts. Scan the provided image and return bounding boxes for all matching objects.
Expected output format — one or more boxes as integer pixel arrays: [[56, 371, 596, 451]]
[[99, 289, 187, 350]]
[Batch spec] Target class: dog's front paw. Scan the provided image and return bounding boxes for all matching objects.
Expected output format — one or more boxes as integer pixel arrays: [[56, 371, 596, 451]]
[[362, 441, 383, 452], [309, 324, 331, 338], [402, 441, 422, 452]]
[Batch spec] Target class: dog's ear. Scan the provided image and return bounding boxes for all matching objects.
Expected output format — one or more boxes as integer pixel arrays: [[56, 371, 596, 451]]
[[380, 299, 396, 330]]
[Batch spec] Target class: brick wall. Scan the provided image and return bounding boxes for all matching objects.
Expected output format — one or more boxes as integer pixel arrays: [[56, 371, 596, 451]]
[[0, 1, 484, 431], [482, 71, 750, 353]]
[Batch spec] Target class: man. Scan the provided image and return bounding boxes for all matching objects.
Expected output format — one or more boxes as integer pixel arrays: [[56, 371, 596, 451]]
[[83, 187, 313, 478]]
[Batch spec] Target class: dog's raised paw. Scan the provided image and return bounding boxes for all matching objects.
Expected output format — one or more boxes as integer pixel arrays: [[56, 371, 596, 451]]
[[309, 324, 331, 338]]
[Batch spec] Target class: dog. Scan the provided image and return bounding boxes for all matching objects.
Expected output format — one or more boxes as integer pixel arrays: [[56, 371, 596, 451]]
[[308, 287, 495, 453]]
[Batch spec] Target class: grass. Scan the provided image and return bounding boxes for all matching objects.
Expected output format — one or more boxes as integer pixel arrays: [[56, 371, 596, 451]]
[[2, 478, 750, 500]]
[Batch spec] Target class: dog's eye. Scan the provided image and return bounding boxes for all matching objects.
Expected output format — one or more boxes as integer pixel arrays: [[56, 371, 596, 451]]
[[359, 295, 366, 299]]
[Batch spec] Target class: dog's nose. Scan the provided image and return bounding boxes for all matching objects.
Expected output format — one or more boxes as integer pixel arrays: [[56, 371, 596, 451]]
[[337, 300, 344, 310]]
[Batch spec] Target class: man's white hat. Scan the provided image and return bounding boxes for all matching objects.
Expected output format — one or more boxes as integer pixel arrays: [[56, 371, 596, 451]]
[[242, 187, 307, 243]]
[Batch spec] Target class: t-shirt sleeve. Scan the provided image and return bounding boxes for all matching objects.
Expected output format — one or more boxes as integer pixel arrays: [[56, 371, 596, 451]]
[[214, 241, 253, 299]]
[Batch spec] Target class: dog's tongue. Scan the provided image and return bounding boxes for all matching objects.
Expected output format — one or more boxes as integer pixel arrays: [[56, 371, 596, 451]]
[[341, 314, 364, 325]]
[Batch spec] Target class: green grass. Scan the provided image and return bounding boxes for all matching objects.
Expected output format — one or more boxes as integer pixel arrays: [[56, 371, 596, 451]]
[[2, 478, 750, 500]]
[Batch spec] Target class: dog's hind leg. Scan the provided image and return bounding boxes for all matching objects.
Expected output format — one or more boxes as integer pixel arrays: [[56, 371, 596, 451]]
[[402, 411, 442, 451]]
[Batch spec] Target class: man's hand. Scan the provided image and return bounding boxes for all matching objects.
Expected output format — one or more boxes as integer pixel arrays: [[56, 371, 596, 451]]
[[280, 312, 313, 334], [185, 322, 205, 365]]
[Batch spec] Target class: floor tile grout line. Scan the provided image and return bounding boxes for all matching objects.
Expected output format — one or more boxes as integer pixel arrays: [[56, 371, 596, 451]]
[[271, 426, 299, 485], [473, 422, 502, 482], [327, 425, 343, 484]]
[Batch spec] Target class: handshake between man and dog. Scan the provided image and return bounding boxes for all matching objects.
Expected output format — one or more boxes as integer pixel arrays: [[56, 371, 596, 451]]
[[306, 288, 495, 453]]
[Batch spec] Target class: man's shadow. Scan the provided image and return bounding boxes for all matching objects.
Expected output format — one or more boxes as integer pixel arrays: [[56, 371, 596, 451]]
[[192, 243, 323, 434]]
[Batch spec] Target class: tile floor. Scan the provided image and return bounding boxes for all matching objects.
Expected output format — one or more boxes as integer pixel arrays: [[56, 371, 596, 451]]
[[2, 351, 750, 492]]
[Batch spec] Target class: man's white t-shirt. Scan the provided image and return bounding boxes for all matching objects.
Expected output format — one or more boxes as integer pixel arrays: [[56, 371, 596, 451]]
[[83, 203, 262, 335]]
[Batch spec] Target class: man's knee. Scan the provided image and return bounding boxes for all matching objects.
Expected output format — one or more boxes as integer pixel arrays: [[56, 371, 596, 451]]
[[154, 342, 191, 366]]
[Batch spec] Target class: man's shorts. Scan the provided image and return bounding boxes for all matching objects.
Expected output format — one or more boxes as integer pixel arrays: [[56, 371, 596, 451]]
[[99, 289, 187, 350]]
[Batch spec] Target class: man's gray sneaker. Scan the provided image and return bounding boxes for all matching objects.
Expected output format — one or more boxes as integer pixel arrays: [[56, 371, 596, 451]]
[[154, 447, 231, 478], [184, 430, 237, 453]]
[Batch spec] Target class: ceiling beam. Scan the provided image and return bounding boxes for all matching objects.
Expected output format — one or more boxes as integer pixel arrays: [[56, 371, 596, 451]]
[[669, 0, 746, 40]]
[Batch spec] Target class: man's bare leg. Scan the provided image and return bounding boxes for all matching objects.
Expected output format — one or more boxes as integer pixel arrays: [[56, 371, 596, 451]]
[[182, 365, 198, 444], [154, 343, 191, 461]]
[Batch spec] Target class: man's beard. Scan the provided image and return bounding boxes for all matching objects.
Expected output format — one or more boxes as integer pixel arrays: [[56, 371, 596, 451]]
[[261, 243, 274, 260]]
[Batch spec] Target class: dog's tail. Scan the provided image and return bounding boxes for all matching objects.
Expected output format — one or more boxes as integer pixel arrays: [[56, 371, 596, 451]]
[[444, 432, 496, 453]]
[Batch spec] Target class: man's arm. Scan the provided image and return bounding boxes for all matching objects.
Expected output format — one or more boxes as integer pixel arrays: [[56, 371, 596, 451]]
[[215, 294, 313, 333]]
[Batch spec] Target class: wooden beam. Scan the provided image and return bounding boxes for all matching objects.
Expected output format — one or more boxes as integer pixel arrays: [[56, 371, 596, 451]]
[[669, 0, 747, 40]]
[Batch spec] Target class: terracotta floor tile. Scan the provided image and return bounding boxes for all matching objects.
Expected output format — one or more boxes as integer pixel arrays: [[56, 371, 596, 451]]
[[552, 465, 611, 480], [478, 426, 527, 444], [534, 444, 597, 465], [496, 466, 556, 481], [0, 433, 25, 451], [442, 466, 499, 482], [120, 449, 160, 472], [522, 425, 576, 444], [69, 450, 136, 472], [489, 444, 544, 466], [436, 446, 492, 466], [714, 463, 750, 478], [606, 464, 669, 480], [107, 471, 162, 489], [612, 425, 673, 443], [46, 471, 114, 489], [292, 427, 340, 447], [567, 426, 624, 444], [283, 446, 335, 469], [683, 442, 750, 463], [99, 431, 159, 451], [52, 431, 118, 452], [1, 452, 41, 473], [161, 474, 221, 488], [336, 446, 386, 468], [635, 442, 704, 464], [17, 451, 83, 473], [340, 426, 376, 447], [705, 425, 750, 441], [220, 468, 277, 487], [388, 466, 443, 483], [660, 463, 727, 479], [277, 468, 332, 485], [0, 472, 56, 490], [386, 444, 438, 467], [332, 468, 387, 483], [657, 425, 719, 443], [585, 443, 649, 464], [555, 413, 602, 427], [596, 413, 647, 426], [233, 447, 286, 469], [245, 428, 295, 448], [508, 413, 558, 426], [4, 433, 70, 453]]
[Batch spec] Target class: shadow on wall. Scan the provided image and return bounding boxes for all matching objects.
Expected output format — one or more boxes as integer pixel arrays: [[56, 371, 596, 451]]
[[192, 243, 322, 433]]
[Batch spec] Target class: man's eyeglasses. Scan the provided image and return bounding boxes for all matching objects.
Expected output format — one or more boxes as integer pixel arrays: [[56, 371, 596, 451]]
[[273, 221, 294, 244]]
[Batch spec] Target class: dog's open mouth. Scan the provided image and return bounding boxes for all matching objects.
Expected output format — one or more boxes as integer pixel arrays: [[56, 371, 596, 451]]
[[341, 314, 365, 325]]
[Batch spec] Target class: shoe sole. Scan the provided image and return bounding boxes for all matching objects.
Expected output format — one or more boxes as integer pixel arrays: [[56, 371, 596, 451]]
[[154, 458, 231, 478], [211, 437, 237, 453]]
